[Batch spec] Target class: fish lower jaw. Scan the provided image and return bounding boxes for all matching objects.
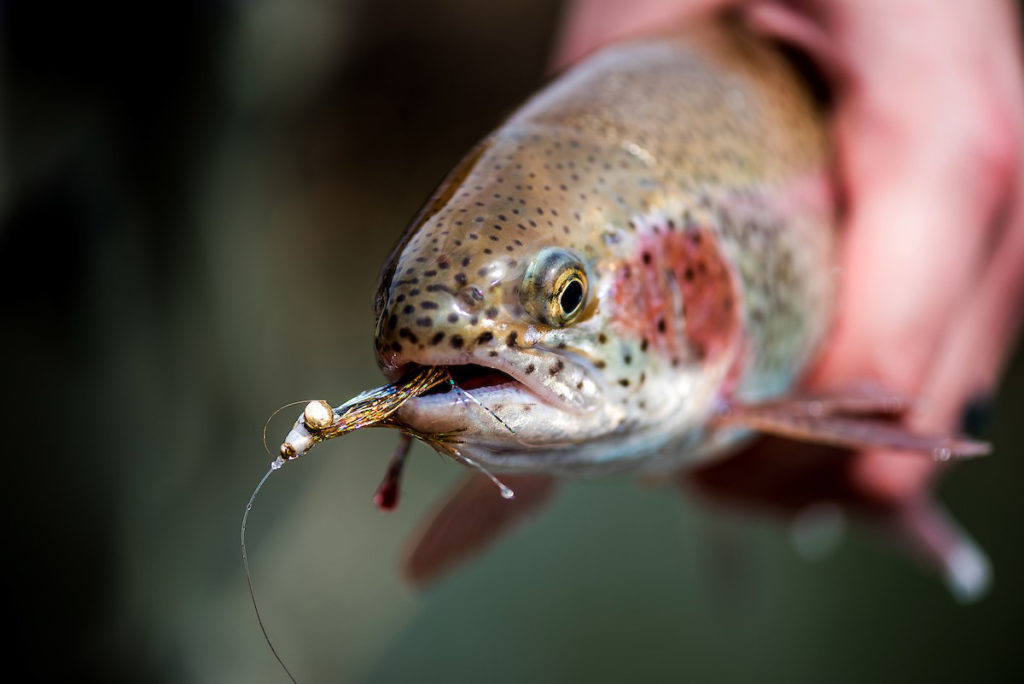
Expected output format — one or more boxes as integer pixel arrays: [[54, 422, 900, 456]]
[[396, 381, 556, 437]]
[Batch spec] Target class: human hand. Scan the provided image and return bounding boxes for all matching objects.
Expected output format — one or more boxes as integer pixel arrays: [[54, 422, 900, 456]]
[[554, 0, 1024, 592]]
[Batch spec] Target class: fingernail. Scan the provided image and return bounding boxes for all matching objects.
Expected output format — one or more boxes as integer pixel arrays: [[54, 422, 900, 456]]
[[959, 394, 992, 438]]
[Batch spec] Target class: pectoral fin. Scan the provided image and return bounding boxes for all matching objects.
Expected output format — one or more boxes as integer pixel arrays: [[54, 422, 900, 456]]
[[712, 388, 989, 459], [745, 382, 911, 418], [402, 473, 557, 586]]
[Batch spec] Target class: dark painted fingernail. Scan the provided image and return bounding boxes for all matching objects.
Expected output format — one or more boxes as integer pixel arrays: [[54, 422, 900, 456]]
[[959, 394, 992, 438]]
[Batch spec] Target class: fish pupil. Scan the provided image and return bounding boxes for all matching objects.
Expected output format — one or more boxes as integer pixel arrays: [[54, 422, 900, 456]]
[[560, 279, 584, 315]]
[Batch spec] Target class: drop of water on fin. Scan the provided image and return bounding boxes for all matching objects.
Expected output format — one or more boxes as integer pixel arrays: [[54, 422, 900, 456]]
[[271, 456, 285, 470], [934, 446, 952, 462], [499, 484, 515, 500]]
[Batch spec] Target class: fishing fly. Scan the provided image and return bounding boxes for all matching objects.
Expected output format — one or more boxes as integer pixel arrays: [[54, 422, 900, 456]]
[[241, 366, 517, 681]]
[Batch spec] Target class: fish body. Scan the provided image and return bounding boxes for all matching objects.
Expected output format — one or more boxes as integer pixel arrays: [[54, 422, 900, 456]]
[[374, 23, 834, 476], [270, 18, 988, 599]]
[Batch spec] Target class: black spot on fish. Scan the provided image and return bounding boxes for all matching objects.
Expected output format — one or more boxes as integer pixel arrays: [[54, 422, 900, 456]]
[[477, 331, 494, 344], [450, 335, 464, 349], [430, 332, 445, 345]]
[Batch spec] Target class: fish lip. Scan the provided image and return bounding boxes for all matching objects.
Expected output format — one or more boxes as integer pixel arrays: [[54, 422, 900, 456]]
[[384, 346, 590, 414]]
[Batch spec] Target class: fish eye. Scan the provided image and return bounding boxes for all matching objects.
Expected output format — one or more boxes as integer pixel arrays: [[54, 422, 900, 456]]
[[520, 248, 589, 327]]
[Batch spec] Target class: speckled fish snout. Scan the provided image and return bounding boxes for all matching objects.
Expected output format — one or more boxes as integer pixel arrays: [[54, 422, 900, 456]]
[[371, 194, 622, 468]]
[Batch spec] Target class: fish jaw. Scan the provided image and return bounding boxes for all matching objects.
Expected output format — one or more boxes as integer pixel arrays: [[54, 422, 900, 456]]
[[382, 337, 632, 465], [384, 342, 607, 414]]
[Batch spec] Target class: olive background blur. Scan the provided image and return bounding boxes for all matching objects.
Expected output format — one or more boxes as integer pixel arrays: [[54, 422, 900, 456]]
[[2, 2, 1022, 682]]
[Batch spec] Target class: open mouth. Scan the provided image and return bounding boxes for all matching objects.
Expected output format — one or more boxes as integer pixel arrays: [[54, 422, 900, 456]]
[[392, 346, 593, 415], [416, 364, 521, 396]]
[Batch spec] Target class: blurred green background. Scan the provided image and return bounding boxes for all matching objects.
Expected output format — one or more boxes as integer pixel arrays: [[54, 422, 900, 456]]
[[2, 1, 1021, 682]]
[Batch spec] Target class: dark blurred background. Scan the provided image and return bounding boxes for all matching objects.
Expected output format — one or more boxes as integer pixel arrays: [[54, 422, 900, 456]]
[[2, 2, 1022, 682]]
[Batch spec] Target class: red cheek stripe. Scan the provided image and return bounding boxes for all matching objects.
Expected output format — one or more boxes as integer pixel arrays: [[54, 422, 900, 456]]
[[610, 224, 741, 364]]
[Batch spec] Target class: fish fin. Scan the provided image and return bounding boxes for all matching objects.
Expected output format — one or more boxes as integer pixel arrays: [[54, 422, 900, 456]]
[[749, 382, 911, 418], [871, 497, 991, 602], [402, 473, 557, 586], [683, 433, 990, 601], [712, 393, 989, 459]]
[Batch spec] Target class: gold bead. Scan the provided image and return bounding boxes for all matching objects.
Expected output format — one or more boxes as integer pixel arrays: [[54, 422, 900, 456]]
[[303, 400, 334, 431]]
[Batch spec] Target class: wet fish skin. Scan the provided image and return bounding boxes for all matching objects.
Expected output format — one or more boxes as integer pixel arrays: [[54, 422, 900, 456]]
[[373, 22, 833, 476]]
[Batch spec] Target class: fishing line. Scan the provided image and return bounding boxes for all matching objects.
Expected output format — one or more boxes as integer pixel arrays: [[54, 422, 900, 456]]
[[241, 459, 298, 684], [450, 447, 515, 500], [263, 400, 315, 458], [446, 377, 517, 434]]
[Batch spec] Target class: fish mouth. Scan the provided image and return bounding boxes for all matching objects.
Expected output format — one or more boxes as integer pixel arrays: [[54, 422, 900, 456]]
[[395, 359, 558, 409], [386, 344, 601, 439], [382, 347, 622, 471]]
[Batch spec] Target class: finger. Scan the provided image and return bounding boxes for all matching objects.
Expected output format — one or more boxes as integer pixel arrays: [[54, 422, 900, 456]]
[[550, 0, 730, 70], [744, 1, 846, 82]]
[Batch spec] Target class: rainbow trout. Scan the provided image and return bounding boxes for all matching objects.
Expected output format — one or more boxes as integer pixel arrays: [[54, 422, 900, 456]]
[[279, 21, 989, 597]]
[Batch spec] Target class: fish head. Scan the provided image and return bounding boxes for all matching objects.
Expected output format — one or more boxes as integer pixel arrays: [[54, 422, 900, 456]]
[[373, 134, 741, 475]]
